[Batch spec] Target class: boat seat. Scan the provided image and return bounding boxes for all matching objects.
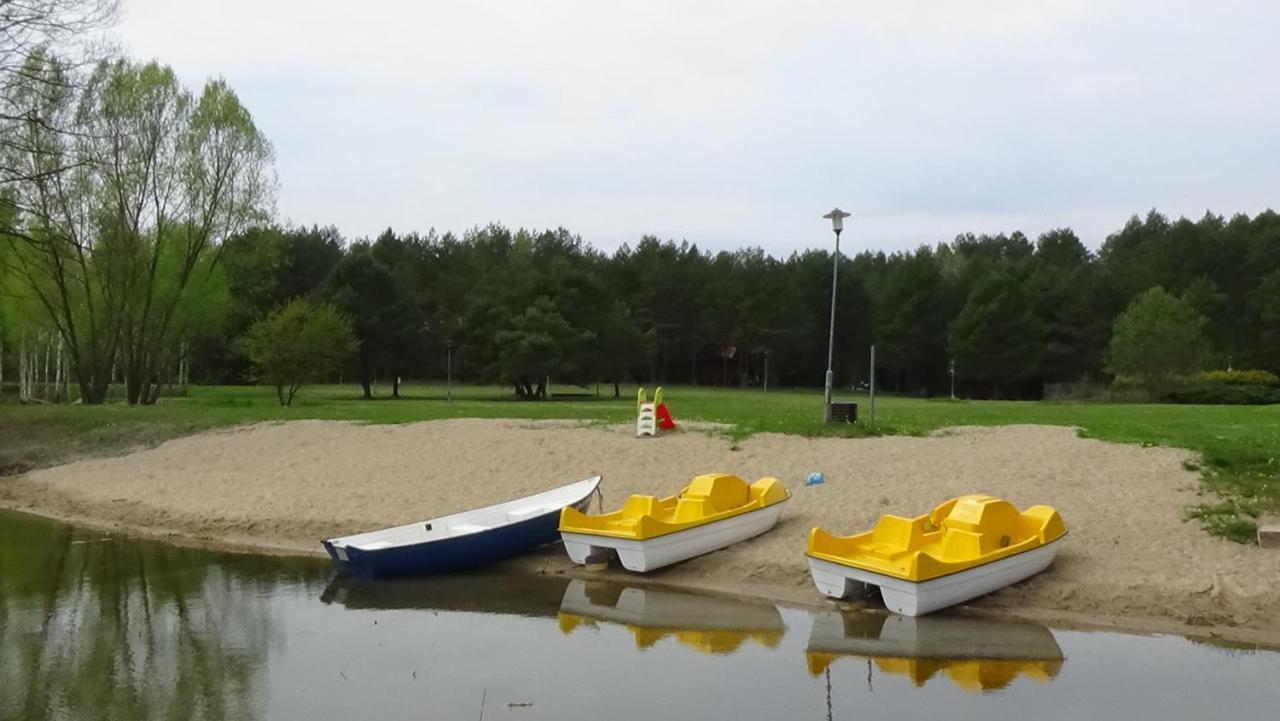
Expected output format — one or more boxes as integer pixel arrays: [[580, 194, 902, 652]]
[[621, 495, 661, 518], [449, 523, 488, 537], [673, 497, 714, 523], [357, 541, 393, 550], [871, 515, 928, 551]]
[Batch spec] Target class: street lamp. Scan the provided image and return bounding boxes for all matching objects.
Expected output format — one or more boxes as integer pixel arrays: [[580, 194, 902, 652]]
[[822, 207, 851, 423], [446, 340, 455, 403]]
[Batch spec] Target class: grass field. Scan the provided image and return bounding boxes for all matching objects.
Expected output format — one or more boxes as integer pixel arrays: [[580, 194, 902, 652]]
[[1, 383, 1277, 541]]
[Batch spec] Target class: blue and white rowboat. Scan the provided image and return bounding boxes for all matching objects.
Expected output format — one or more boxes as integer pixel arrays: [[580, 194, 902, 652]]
[[322, 476, 601, 577]]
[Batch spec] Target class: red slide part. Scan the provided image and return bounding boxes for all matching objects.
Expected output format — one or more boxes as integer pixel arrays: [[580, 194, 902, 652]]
[[655, 403, 676, 429]]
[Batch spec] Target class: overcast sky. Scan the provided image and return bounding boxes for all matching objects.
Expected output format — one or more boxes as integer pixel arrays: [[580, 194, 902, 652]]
[[117, 0, 1280, 255]]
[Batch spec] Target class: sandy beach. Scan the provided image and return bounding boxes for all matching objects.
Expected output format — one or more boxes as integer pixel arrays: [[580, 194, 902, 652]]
[[3, 419, 1277, 644]]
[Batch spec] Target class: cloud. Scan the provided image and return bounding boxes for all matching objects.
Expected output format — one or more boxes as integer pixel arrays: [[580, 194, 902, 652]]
[[118, 0, 1280, 254]]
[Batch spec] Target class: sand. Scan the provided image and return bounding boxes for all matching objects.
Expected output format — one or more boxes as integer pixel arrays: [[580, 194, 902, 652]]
[[3, 419, 1278, 644]]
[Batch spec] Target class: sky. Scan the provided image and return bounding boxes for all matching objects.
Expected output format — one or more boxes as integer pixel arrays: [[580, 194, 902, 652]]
[[115, 0, 1280, 256]]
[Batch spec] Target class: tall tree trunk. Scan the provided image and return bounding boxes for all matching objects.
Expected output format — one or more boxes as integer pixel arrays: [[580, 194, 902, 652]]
[[42, 334, 50, 400], [392, 375, 401, 399], [54, 340, 63, 403], [63, 346, 71, 402], [613, 381, 620, 398], [359, 359, 373, 400], [17, 340, 26, 403]]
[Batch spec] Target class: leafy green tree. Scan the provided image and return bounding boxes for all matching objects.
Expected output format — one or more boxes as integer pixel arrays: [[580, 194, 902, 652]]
[[1, 55, 273, 404], [1253, 271, 1280, 374], [876, 247, 954, 392], [492, 297, 594, 398], [591, 301, 653, 397], [237, 298, 355, 406], [948, 271, 1044, 398], [325, 246, 422, 399], [1, 2, 118, 188], [1029, 229, 1105, 382], [1108, 287, 1208, 395], [202, 225, 344, 382]]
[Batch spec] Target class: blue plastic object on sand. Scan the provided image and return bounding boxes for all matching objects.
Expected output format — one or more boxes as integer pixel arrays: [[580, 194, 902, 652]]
[[805, 472, 825, 486]]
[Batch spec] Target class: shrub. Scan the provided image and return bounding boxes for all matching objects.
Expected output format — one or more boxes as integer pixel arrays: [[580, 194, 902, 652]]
[[238, 298, 358, 406], [1107, 287, 1208, 396], [1163, 381, 1280, 405], [1198, 369, 1280, 387]]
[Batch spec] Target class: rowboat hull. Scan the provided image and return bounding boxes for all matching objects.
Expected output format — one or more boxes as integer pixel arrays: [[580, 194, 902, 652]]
[[323, 476, 599, 578], [561, 500, 786, 572], [807, 536, 1063, 616]]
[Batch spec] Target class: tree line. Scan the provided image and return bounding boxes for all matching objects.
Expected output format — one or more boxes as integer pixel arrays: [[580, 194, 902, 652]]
[[3, 3, 1277, 404], [6, 193, 1280, 403], [176, 209, 1280, 401]]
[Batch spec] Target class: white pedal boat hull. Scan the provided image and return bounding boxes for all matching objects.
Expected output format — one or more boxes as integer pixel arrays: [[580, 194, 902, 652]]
[[807, 536, 1064, 616], [561, 501, 787, 572]]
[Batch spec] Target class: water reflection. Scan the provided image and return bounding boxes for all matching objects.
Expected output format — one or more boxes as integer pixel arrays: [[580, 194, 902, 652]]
[[556, 578, 785, 654], [320, 570, 570, 617], [805, 610, 1064, 692], [6, 509, 1279, 721], [0, 510, 324, 721]]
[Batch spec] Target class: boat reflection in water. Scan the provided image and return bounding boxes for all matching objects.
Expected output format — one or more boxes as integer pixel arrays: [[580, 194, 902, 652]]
[[557, 579, 785, 655], [321, 570, 571, 617], [805, 610, 1065, 693]]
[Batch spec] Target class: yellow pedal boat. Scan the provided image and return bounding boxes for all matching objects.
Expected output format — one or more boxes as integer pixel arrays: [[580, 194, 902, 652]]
[[806, 495, 1066, 616], [559, 472, 789, 572]]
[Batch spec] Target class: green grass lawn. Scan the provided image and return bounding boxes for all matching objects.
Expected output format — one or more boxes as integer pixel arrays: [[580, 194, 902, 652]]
[[2, 383, 1277, 541]]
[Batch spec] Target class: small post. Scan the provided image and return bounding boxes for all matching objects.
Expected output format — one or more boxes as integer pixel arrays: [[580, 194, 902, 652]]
[[869, 344, 876, 425], [949, 359, 956, 400], [763, 350, 770, 392], [446, 340, 454, 403]]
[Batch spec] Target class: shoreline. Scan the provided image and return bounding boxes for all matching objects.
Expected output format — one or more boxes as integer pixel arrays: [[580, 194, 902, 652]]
[[5, 494, 1279, 650], [3, 418, 1279, 649]]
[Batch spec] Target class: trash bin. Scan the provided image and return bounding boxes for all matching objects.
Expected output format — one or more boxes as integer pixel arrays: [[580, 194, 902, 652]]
[[829, 402, 858, 423]]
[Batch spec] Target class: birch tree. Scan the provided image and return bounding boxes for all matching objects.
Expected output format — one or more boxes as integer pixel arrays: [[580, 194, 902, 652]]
[[1, 55, 274, 403]]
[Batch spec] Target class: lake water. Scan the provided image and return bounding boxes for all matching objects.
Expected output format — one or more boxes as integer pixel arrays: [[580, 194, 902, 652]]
[[2, 508, 1278, 720]]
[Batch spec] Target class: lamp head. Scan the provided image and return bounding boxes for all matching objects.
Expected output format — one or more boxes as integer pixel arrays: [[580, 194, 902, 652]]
[[823, 207, 851, 233]]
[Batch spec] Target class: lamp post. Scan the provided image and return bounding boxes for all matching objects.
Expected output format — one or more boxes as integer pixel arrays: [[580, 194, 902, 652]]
[[446, 340, 455, 403], [822, 207, 851, 423]]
